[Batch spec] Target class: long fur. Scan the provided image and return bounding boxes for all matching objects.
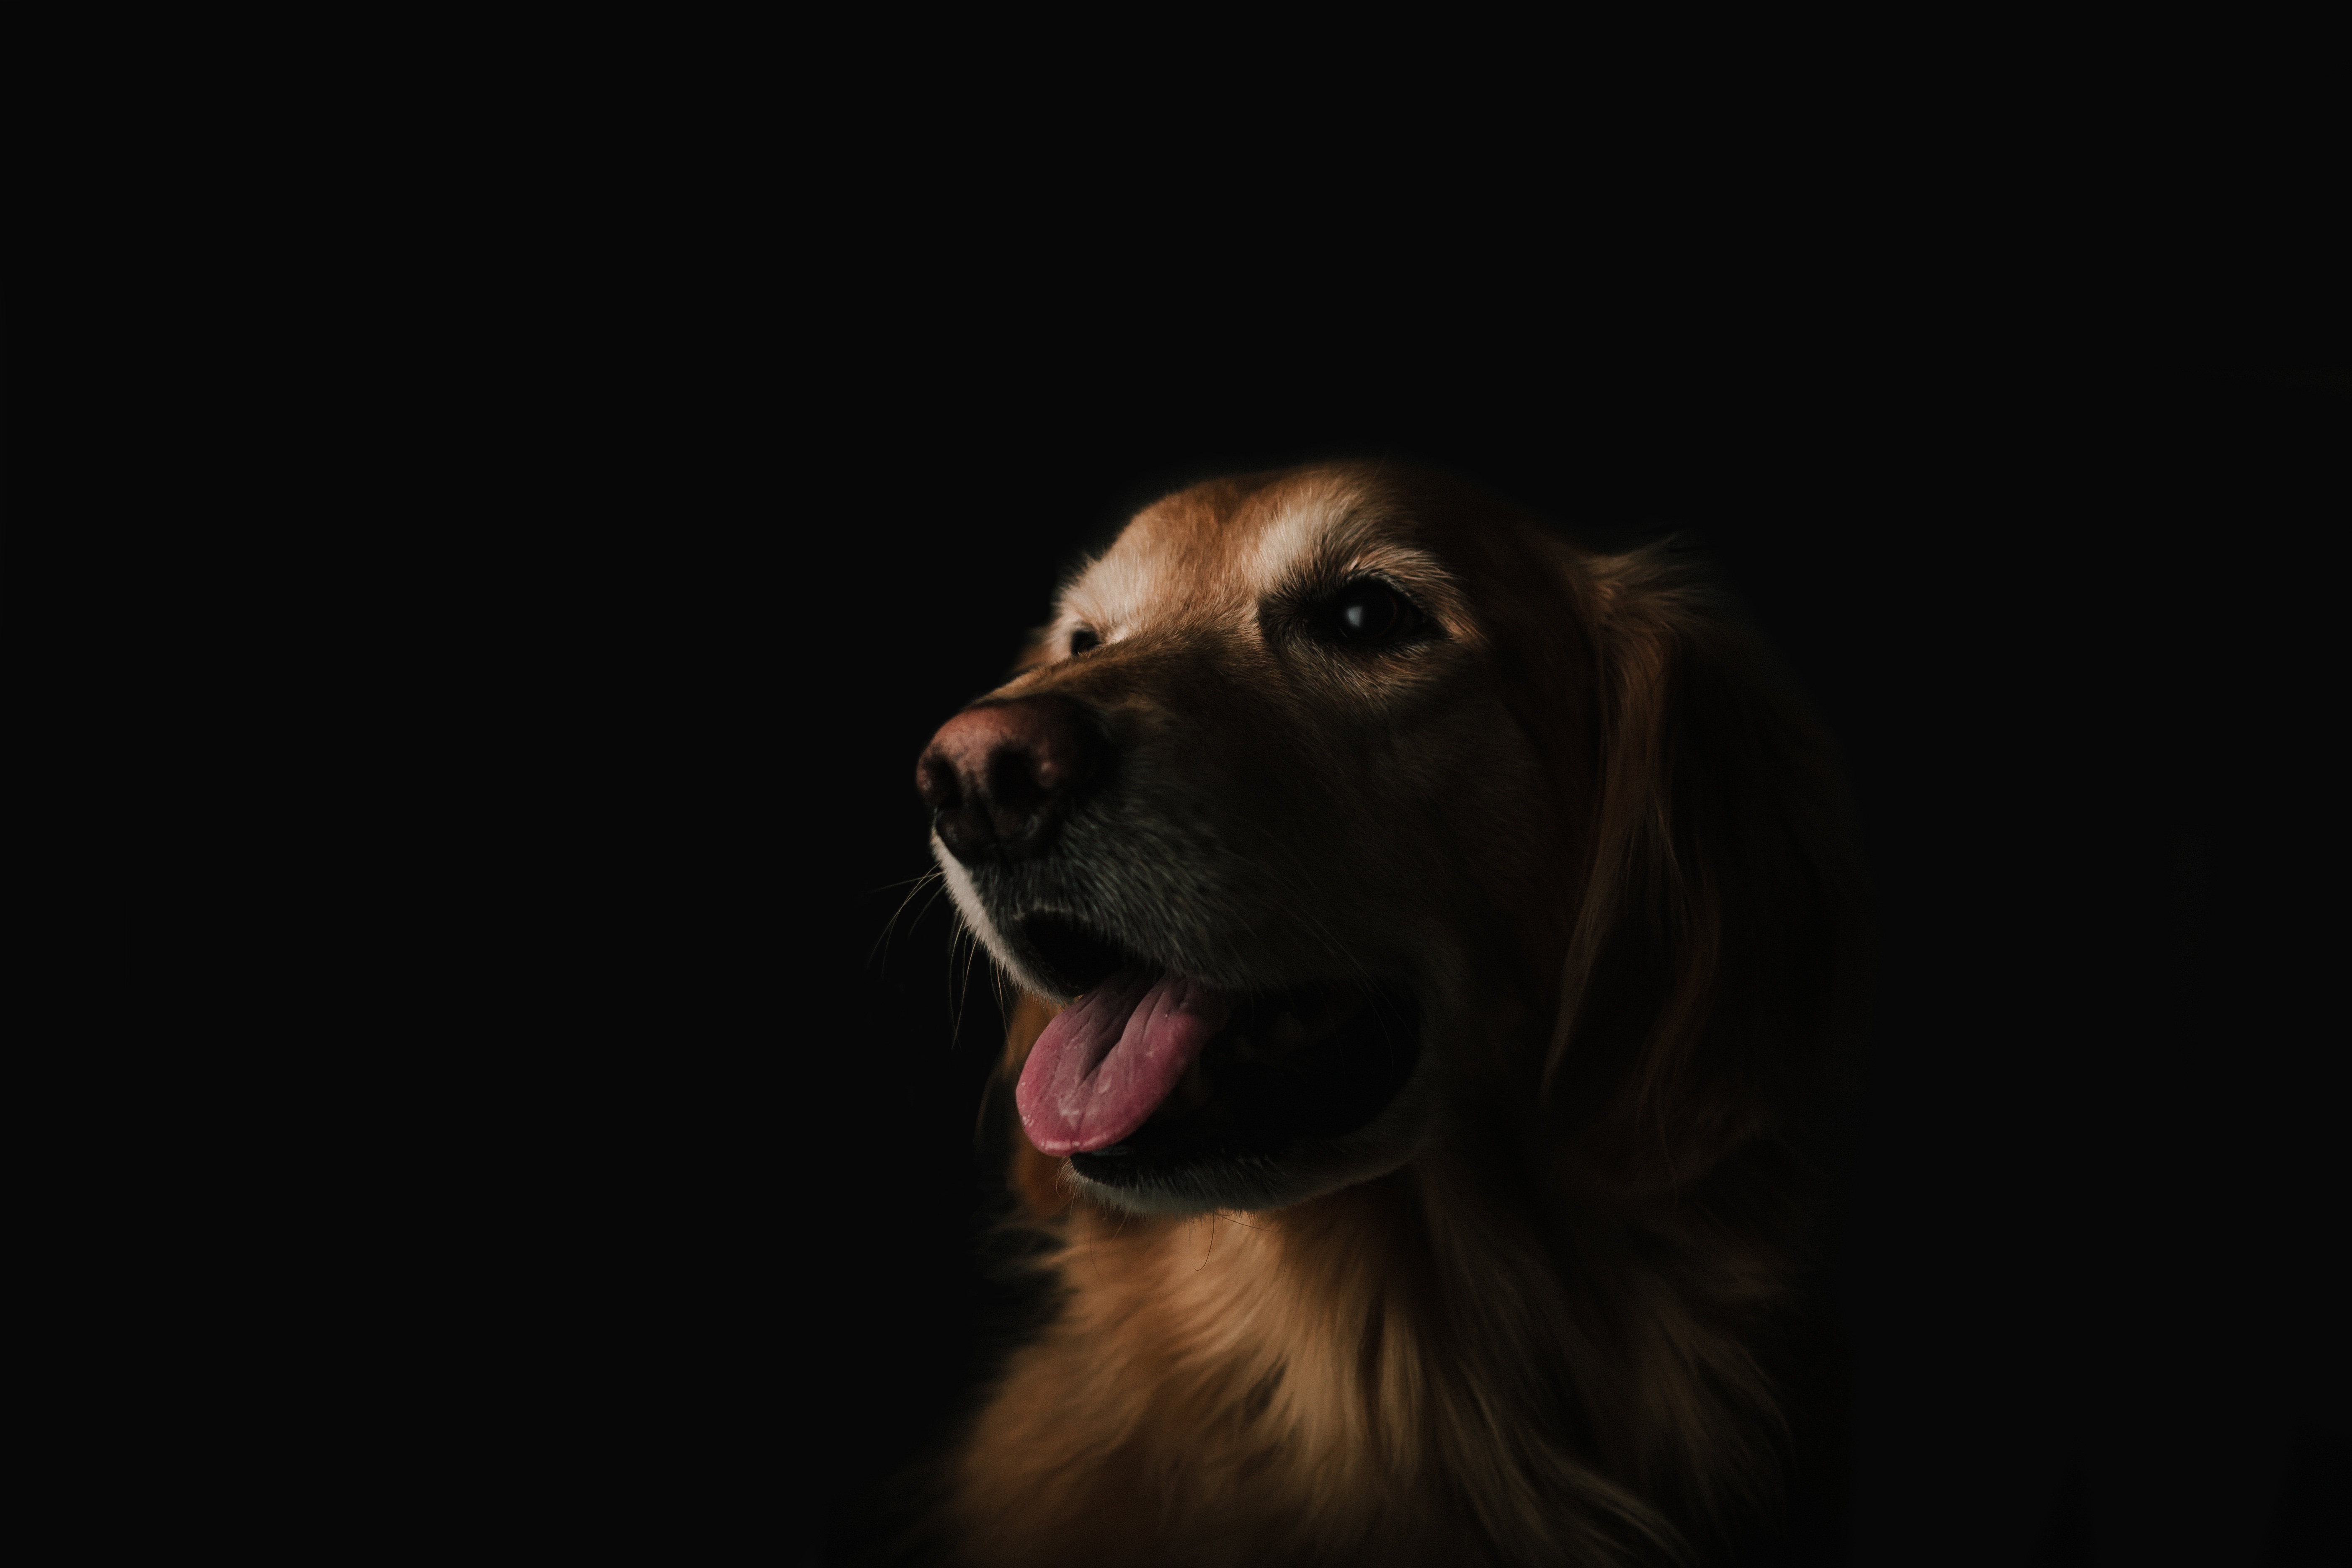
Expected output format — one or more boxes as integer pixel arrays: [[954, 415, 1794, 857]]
[[923, 467, 1867, 1566]]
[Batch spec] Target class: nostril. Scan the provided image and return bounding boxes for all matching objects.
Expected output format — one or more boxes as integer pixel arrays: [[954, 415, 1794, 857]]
[[916, 750, 963, 810], [985, 747, 1047, 814]]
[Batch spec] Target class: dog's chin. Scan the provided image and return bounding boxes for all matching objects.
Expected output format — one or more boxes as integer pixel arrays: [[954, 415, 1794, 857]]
[[976, 901, 1436, 1218]]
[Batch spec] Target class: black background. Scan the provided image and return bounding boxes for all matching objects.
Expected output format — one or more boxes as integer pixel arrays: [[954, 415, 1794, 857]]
[[9, 44, 2340, 1568], [393, 298, 2340, 1564]]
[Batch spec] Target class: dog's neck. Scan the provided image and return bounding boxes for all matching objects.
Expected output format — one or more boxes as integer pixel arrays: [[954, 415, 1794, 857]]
[[968, 1126, 1815, 1566]]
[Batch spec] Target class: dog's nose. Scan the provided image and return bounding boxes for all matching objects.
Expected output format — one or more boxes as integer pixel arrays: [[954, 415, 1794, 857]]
[[916, 696, 1102, 864]]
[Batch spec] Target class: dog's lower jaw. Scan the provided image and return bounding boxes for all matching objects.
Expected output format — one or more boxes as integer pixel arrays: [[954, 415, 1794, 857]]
[[1063, 1143, 1423, 1217], [1062, 1056, 1444, 1217]]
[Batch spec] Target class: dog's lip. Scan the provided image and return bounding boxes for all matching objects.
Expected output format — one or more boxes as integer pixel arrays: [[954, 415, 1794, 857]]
[[1004, 908, 1367, 1015], [1006, 910, 1140, 1001], [1069, 982, 1425, 1187]]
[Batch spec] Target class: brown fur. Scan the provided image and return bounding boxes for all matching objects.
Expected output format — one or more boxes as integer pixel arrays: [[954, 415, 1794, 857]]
[[930, 466, 1866, 1566]]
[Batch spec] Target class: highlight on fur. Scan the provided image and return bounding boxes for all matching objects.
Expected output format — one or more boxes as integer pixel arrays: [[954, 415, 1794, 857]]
[[908, 464, 1867, 1566]]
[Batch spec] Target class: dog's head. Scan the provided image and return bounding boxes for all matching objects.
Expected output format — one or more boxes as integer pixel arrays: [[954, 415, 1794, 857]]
[[918, 464, 1858, 1216]]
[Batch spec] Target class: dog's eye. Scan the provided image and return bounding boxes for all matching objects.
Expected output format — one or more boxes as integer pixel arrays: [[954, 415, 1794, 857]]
[[1323, 581, 1422, 645], [1069, 627, 1100, 655]]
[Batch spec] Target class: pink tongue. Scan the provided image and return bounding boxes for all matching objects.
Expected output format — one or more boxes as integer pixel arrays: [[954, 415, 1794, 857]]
[[1016, 967, 1233, 1156]]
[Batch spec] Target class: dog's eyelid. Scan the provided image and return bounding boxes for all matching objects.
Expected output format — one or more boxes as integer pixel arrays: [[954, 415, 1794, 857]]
[[1345, 569, 1425, 605], [1308, 543, 1454, 607], [1261, 570, 1450, 654], [1276, 565, 1427, 609]]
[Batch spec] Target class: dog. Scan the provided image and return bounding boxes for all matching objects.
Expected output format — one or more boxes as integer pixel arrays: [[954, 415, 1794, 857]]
[[910, 463, 1866, 1566]]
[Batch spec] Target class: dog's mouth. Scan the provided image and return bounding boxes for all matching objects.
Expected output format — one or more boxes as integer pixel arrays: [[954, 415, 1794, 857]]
[[1007, 914, 1421, 1193]]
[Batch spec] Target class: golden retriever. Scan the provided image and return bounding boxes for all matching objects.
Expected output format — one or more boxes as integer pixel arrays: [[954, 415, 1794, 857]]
[[911, 463, 1866, 1566]]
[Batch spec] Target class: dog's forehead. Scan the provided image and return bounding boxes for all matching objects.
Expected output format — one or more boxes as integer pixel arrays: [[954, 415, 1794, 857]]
[[1068, 472, 1411, 628]]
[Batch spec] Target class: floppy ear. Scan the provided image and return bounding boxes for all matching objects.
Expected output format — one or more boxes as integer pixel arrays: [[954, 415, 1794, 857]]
[[1544, 545, 1866, 1194]]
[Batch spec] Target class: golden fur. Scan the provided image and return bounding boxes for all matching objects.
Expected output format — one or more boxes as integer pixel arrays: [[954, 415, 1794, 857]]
[[925, 464, 1866, 1565]]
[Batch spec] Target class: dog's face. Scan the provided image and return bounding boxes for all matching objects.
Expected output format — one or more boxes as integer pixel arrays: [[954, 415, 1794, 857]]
[[922, 465, 1602, 1214]]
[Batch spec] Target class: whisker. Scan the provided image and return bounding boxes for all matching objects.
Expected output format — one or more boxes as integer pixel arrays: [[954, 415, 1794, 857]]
[[867, 865, 947, 971], [952, 914, 988, 1048]]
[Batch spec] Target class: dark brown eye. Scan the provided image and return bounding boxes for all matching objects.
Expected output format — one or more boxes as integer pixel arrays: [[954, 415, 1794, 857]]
[[1324, 581, 1420, 645], [1068, 627, 1100, 655]]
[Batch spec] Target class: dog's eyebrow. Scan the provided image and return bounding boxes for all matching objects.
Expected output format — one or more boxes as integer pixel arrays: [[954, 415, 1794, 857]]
[[1254, 505, 1457, 610], [1326, 543, 1452, 591], [1247, 487, 1366, 586], [1056, 545, 1164, 639]]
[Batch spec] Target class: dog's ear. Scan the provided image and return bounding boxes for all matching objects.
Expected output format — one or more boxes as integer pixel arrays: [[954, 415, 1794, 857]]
[[1543, 545, 1865, 1194]]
